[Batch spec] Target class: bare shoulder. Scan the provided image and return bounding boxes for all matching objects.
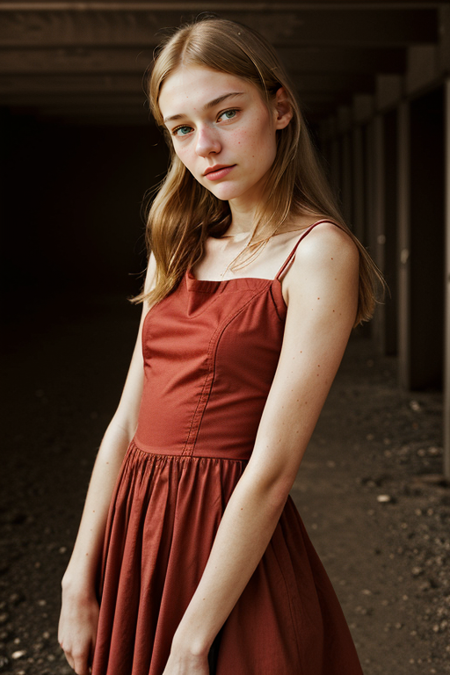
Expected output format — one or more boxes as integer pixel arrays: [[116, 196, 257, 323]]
[[292, 220, 359, 274], [282, 220, 359, 310]]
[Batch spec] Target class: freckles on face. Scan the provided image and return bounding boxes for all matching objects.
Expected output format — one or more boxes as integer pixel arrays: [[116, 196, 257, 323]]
[[158, 66, 278, 203]]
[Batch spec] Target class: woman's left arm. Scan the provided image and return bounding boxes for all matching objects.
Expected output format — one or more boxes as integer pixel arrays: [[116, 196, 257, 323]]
[[163, 224, 360, 673]]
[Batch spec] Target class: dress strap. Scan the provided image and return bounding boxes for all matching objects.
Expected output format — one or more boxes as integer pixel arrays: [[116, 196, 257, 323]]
[[275, 219, 337, 280]]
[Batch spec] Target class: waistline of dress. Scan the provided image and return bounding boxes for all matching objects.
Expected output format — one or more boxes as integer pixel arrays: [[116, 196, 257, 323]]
[[131, 435, 252, 462]]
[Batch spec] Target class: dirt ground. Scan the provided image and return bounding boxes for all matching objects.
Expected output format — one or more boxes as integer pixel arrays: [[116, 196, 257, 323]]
[[1, 292, 449, 675]]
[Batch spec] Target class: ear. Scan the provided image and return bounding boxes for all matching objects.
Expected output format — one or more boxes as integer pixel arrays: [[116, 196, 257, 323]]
[[273, 87, 293, 130]]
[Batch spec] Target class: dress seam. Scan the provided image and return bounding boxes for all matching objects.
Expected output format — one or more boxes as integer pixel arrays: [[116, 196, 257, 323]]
[[269, 285, 285, 322], [181, 282, 272, 456], [130, 439, 248, 463]]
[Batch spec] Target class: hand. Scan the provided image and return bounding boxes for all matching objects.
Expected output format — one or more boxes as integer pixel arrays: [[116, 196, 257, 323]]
[[58, 584, 99, 675], [162, 648, 210, 675]]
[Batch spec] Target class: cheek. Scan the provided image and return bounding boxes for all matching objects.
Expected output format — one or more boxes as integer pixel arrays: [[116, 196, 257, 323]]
[[239, 118, 276, 160], [174, 143, 195, 170], [230, 124, 270, 158]]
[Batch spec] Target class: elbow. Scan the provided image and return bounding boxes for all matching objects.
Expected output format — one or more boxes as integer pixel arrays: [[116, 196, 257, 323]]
[[247, 468, 295, 515], [111, 407, 139, 441], [267, 475, 295, 511]]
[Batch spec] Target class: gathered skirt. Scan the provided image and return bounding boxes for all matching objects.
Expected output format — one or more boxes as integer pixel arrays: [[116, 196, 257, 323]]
[[91, 442, 364, 675]]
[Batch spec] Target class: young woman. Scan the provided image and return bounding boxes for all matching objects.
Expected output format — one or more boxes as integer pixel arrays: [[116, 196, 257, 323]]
[[59, 17, 380, 675]]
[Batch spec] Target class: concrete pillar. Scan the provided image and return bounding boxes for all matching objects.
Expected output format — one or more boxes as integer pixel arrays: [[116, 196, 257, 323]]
[[341, 133, 353, 225], [409, 88, 445, 391], [352, 126, 365, 242], [383, 109, 399, 356], [337, 107, 352, 225], [444, 78, 450, 480], [330, 136, 341, 203], [397, 100, 411, 389], [372, 114, 386, 353], [398, 88, 445, 392], [365, 121, 377, 254]]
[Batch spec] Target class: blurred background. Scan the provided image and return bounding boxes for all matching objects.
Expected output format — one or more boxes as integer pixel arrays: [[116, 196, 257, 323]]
[[1, 2, 450, 674]]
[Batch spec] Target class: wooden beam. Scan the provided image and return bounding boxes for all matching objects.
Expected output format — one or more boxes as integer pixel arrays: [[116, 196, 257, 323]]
[[0, 46, 407, 77], [0, 72, 352, 106], [0, 52, 376, 99], [0, 48, 154, 74], [0, 73, 145, 94], [284, 47, 406, 75], [0, 1, 442, 8], [0, 8, 438, 49]]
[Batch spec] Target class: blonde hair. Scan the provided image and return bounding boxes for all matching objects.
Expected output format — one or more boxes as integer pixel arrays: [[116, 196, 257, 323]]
[[134, 17, 382, 325]]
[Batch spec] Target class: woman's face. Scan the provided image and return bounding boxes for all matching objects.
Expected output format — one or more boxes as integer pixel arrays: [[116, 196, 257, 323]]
[[158, 66, 292, 209]]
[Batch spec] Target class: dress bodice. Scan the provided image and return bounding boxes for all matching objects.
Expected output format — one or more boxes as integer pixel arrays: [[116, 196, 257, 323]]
[[133, 220, 330, 460], [133, 273, 287, 460]]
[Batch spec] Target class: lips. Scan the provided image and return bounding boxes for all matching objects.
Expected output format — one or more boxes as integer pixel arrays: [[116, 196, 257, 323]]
[[203, 164, 235, 181]]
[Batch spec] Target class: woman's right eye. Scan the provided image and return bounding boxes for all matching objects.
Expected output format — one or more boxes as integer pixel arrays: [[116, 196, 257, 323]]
[[173, 126, 192, 137]]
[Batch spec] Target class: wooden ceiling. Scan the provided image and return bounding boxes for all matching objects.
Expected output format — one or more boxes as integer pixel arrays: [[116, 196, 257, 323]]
[[0, 1, 446, 126]]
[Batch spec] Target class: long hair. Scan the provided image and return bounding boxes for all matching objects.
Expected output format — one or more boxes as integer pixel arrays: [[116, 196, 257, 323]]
[[134, 17, 382, 325]]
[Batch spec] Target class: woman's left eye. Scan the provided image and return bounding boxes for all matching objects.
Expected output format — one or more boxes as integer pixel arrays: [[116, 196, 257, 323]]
[[218, 109, 237, 122]]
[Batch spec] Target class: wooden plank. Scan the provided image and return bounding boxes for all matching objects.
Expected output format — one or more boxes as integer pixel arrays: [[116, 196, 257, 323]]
[[284, 47, 406, 75], [0, 8, 438, 48], [0, 46, 407, 76], [0, 52, 377, 98], [0, 47, 154, 74], [0, 73, 145, 93], [0, 1, 441, 8]]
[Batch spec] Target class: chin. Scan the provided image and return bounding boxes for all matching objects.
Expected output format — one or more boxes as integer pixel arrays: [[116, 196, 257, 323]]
[[205, 183, 251, 202]]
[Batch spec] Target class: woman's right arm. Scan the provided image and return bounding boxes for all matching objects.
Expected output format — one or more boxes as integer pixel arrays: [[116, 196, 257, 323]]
[[58, 255, 156, 675]]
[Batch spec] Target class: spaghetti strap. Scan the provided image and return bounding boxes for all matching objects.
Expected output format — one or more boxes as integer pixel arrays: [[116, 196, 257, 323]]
[[275, 219, 338, 280]]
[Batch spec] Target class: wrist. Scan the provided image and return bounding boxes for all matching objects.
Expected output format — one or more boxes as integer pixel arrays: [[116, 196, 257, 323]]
[[171, 624, 213, 659], [61, 569, 96, 598], [62, 547, 101, 589]]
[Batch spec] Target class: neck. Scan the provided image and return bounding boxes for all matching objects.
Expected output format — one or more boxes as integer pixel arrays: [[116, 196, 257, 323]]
[[223, 201, 257, 237]]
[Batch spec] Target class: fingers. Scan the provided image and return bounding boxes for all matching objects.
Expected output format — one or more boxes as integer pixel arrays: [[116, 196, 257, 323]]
[[60, 642, 91, 675], [73, 653, 91, 675], [58, 594, 99, 675]]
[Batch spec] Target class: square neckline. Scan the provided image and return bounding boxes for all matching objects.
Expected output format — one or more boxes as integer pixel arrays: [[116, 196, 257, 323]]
[[186, 268, 279, 286], [187, 219, 335, 284]]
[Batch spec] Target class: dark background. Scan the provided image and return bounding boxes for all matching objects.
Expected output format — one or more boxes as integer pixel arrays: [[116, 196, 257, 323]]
[[1, 111, 169, 309]]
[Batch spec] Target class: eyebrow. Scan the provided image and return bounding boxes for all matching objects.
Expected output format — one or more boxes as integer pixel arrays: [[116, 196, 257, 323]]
[[163, 91, 245, 124]]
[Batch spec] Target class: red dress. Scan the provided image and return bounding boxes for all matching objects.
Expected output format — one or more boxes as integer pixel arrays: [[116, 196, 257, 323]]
[[92, 221, 364, 675]]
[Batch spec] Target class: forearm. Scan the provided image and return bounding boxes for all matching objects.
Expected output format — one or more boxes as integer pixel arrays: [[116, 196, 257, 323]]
[[62, 418, 132, 592], [172, 467, 290, 656]]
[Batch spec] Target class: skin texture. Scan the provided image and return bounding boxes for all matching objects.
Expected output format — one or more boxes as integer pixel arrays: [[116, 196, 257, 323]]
[[58, 65, 360, 675], [159, 66, 292, 234]]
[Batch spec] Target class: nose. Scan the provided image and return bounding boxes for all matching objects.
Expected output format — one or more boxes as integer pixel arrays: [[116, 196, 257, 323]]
[[195, 125, 221, 157]]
